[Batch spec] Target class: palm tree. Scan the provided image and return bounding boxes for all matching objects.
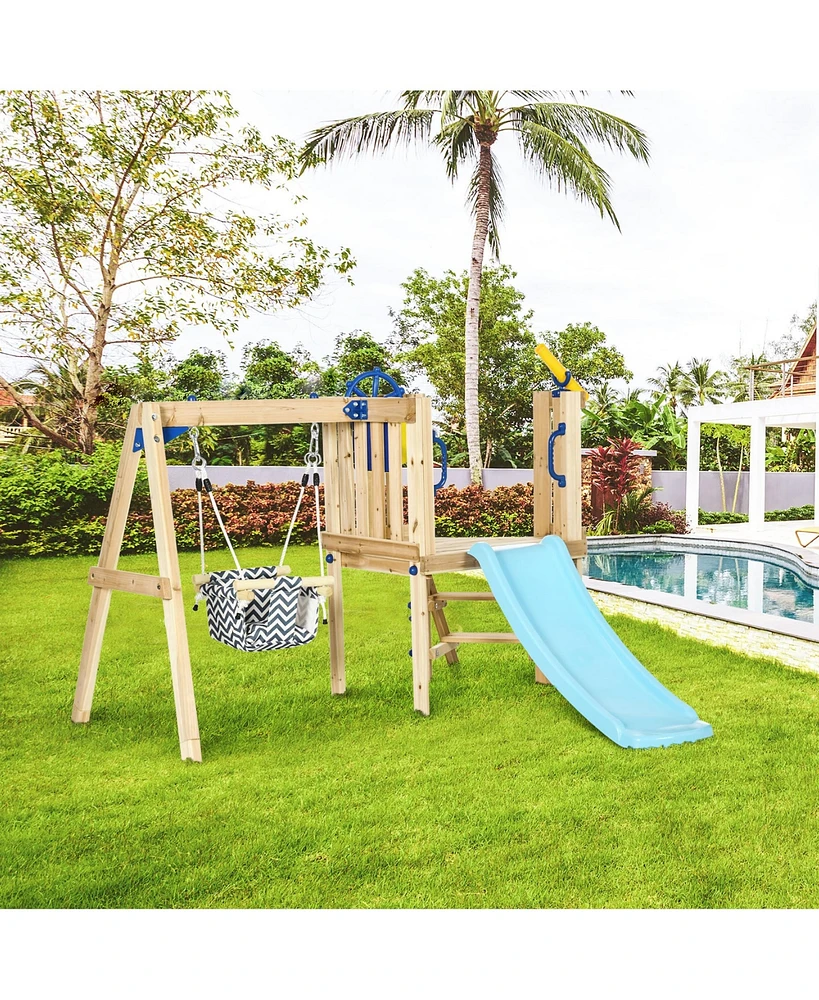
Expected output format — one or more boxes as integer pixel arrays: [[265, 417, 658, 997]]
[[300, 91, 650, 484], [648, 361, 686, 414], [680, 358, 725, 408]]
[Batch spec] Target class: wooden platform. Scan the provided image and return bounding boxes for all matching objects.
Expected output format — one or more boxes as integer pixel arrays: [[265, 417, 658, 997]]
[[420, 535, 586, 573]]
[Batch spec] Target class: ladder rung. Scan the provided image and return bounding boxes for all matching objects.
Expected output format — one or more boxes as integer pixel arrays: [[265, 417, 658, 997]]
[[439, 632, 519, 644]]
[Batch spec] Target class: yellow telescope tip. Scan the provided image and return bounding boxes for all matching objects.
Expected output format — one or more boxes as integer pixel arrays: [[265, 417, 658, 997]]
[[535, 344, 585, 393]]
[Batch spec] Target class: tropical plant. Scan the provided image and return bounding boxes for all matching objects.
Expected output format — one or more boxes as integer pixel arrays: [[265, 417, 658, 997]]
[[614, 486, 656, 534], [679, 358, 726, 408], [587, 436, 645, 530], [300, 90, 650, 483], [0, 90, 354, 453], [647, 362, 686, 414]]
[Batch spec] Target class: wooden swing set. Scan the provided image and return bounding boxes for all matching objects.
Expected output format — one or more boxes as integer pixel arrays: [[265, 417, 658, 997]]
[[71, 390, 585, 762]]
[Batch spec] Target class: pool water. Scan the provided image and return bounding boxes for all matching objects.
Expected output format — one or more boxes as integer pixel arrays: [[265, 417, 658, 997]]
[[581, 550, 819, 624]]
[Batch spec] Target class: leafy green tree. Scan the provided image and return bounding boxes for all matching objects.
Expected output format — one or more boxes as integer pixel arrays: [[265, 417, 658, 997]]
[[169, 349, 230, 400], [392, 265, 551, 467], [542, 322, 632, 392], [318, 331, 407, 397], [0, 90, 354, 453], [301, 90, 649, 483]]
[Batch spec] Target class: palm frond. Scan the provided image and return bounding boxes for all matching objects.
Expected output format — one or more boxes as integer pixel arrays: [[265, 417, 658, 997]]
[[299, 109, 436, 170], [434, 119, 478, 180], [517, 120, 618, 228], [466, 151, 505, 256], [511, 103, 650, 162]]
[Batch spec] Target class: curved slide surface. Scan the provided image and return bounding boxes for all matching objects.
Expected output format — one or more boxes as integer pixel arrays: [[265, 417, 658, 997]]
[[468, 537, 713, 749]]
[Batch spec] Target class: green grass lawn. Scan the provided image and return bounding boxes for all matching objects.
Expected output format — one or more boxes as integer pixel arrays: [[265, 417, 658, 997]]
[[2, 544, 819, 908]]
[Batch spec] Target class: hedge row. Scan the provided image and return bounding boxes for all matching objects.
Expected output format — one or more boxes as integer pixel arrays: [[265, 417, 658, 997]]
[[0, 479, 545, 558], [698, 505, 815, 525]]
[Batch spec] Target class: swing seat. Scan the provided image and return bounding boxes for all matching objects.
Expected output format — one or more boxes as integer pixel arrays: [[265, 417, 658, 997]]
[[201, 566, 319, 652]]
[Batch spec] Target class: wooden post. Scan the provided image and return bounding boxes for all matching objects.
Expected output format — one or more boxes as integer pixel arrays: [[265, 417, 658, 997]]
[[321, 422, 346, 695], [533, 390, 552, 538], [553, 390, 583, 547], [406, 396, 435, 714], [141, 403, 202, 762], [72, 406, 143, 724]]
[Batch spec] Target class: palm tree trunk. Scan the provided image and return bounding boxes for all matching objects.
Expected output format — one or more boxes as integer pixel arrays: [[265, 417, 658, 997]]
[[464, 143, 492, 486]]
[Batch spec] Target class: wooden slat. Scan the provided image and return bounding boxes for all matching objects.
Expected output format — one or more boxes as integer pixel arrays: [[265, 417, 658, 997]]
[[141, 402, 202, 763], [321, 532, 419, 561], [385, 422, 404, 541], [336, 423, 355, 534], [352, 422, 371, 536], [440, 632, 520, 644], [368, 422, 386, 539], [533, 390, 552, 537], [73, 405, 143, 724], [87, 566, 171, 600], [158, 396, 417, 428], [340, 552, 412, 575], [232, 576, 333, 593]]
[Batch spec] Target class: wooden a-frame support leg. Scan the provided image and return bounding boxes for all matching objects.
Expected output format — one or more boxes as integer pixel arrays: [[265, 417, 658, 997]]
[[72, 407, 143, 724], [409, 572, 433, 715], [73, 404, 202, 761], [141, 403, 201, 762]]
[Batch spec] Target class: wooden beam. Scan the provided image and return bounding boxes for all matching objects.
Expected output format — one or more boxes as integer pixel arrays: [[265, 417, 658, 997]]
[[142, 402, 202, 763], [339, 552, 412, 575], [406, 395, 435, 556], [322, 532, 420, 561], [87, 566, 171, 600], [533, 390, 552, 538], [427, 576, 458, 666], [420, 539, 587, 574], [337, 422, 356, 534], [410, 572, 432, 714], [431, 591, 497, 602], [157, 396, 417, 428], [439, 632, 520, 644], [72, 405, 143, 725], [232, 576, 333, 594], [431, 641, 460, 660]]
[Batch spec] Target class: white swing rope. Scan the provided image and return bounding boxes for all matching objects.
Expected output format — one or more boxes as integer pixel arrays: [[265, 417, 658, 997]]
[[190, 423, 327, 620], [278, 422, 327, 622]]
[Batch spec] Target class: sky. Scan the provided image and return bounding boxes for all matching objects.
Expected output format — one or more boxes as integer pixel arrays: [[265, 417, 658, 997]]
[[166, 89, 819, 390]]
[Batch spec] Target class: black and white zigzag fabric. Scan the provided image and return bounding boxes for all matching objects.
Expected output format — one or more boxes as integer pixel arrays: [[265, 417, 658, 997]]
[[201, 566, 319, 652]]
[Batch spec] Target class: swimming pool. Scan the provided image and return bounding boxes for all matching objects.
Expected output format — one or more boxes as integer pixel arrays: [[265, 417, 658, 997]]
[[581, 542, 819, 625]]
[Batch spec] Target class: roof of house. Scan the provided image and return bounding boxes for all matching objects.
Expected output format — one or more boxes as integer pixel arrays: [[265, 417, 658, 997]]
[[0, 389, 36, 407]]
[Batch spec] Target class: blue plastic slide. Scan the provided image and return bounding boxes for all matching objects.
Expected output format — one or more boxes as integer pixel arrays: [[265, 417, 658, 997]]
[[468, 536, 713, 749]]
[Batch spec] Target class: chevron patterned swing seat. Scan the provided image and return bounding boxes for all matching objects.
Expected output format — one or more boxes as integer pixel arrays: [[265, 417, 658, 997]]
[[189, 425, 327, 654]]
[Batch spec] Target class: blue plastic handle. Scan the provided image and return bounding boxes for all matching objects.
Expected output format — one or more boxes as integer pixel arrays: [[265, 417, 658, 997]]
[[433, 431, 448, 493], [548, 422, 567, 488]]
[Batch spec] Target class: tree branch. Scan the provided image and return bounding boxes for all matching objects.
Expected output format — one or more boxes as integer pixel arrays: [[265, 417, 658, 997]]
[[0, 372, 79, 451]]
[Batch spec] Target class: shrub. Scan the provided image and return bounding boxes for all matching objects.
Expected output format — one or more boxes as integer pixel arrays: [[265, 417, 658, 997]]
[[641, 520, 677, 534]]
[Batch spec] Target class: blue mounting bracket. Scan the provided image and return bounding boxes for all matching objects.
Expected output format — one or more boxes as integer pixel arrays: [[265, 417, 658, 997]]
[[133, 424, 189, 452], [343, 398, 369, 420], [548, 422, 567, 488], [133, 394, 195, 452]]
